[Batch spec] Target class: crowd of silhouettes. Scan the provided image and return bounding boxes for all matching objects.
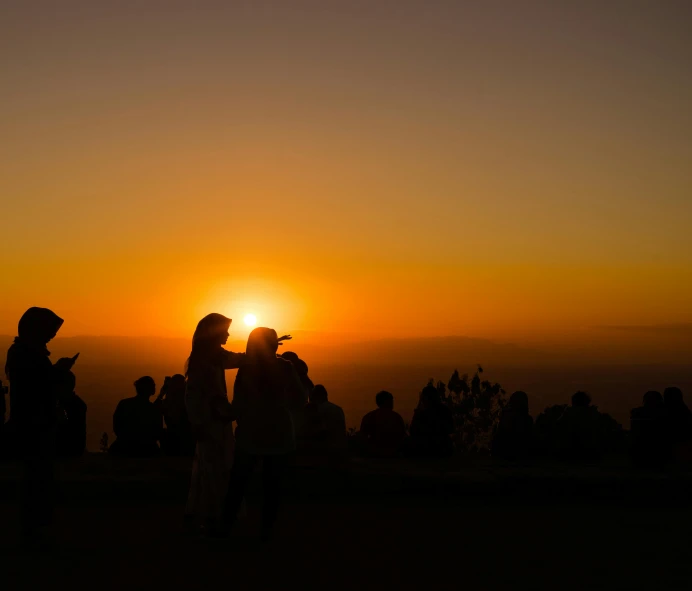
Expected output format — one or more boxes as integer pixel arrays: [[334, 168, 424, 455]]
[[3, 305, 692, 546]]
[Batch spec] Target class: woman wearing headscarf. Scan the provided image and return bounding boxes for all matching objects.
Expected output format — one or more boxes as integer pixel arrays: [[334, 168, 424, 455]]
[[218, 327, 306, 541], [184, 313, 246, 534], [4, 307, 77, 543]]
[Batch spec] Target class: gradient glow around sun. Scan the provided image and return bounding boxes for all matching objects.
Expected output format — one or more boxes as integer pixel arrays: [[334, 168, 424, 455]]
[[243, 313, 257, 327]]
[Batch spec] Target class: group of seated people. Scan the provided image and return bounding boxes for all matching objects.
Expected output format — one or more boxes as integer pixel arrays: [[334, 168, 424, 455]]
[[353, 386, 455, 458], [492, 386, 692, 466], [629, 387, 692, 468], [352, 384, 692, 466], [496, 390, 624, 462], [109, 374, 194, 457], [108, 352, 350, 459], [5, 349, 687, 469]]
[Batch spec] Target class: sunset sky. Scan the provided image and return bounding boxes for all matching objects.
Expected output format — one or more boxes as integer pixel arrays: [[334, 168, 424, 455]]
[[1, 1, 690, 342]]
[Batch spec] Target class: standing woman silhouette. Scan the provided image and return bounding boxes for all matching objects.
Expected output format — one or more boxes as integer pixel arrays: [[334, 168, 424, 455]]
[[184, 313, 245, 534], [220, 327, 306, 540], [5, 307, 78, 545]]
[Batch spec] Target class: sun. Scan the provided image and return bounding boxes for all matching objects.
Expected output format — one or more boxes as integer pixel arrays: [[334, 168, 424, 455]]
[[243, 313, 257, 327]]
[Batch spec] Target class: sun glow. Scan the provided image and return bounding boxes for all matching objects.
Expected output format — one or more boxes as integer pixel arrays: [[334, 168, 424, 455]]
[[243, 313, 257, 327]]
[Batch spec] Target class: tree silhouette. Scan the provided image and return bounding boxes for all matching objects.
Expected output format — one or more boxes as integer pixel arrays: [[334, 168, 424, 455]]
[[427, 365, 506, 452]]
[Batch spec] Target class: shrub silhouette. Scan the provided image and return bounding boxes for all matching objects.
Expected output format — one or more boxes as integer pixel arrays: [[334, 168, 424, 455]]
[[424, 365, 507, 452]]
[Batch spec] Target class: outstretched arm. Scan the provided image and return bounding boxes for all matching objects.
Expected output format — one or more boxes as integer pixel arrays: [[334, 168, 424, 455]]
[[221, 349, 246, 369]]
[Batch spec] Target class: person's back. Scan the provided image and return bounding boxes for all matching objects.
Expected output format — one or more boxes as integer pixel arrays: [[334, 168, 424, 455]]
[[0, 380, 8, 459], [631, 391, 670, 468], [410, 385, 454, 457], [56, 371, 87, 457], [663, 387, 692, 446], [158, 375, 194, 456], [222, 327, 307, 540], [233, 356, 306, 455], [300, 385, 346, 454], [492, 391, 533, 461], [555, 392, 603, 461], [110, 376, 162, 457], [359, 391, 406, 458]]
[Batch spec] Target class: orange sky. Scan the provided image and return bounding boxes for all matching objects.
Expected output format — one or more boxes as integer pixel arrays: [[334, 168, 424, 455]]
[[1, 1, 690, 342]]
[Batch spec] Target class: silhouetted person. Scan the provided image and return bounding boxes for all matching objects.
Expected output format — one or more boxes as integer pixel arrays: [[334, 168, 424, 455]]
[[4, 307, 77, 545], [280, 351, 313, 437], [56, 370, 87, 458], [554, 391, 619, 462], [219, 327, 306, 541], [358, 391, 407, 458], [534, 404, 567, 456], [0, 379, 7, 458], [301, 384, 347, 456], [280, 351, 314, 392], [630, 391, 670, 468], [109, 376, 162, 457], [155, 374, 194, 456], [663, 387, 692, 447], [409, 384, 454, 458], [185, 314, 246, 534], [492, 391, 533, 461]]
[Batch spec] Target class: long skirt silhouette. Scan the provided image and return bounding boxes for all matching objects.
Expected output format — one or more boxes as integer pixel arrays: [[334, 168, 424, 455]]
[[186, 420, 235, 524]]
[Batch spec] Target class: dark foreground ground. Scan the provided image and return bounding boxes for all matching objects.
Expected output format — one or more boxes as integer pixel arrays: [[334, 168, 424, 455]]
[[2, 454, 692, 590]]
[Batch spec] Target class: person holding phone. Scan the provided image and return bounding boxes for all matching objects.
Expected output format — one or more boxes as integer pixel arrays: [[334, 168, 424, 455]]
[[4, 307, 78, 546]]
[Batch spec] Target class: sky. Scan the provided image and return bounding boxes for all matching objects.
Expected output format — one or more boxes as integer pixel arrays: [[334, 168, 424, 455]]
[[1, 0, 690, 344]]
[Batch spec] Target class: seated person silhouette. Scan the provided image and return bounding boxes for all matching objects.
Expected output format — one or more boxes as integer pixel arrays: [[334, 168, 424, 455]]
[[155, 374, 194, 456], [358, 391, 407, 458], [109, 376, 163, 457], [630, 391, 670, 468], [534, 404, 568, 456], [555, 391, 607, 462], [409, 384, 454, 457], [0, 379, 7, 459], [300, 384, 347, 456], [56, 371, 87, 457], [663, 387, 692, 446], [280, 351, 314, 438], [492, 391, 534, 461], [280, 351, 314, 392]]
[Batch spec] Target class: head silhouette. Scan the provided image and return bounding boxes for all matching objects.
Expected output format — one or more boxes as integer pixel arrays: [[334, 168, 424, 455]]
[[419, 384, 440, 409], [186, 313, 232, 376], [134, 376, 156, 399], [571, 391, 591, 408], [508, 391, 529, 414], [376, 390, 394, 410], [246, 327, 280, 363], [664, 387, 684, 406], [17, 307, 64, 347], [643, 390, 663, 407], [281, 351, 308, 375], [310, 384, 328, 404], [168, 374, 186, 395]]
